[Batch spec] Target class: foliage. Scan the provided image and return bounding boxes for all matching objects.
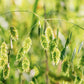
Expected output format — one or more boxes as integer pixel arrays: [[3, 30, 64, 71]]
[[0, 0, 84, 84]]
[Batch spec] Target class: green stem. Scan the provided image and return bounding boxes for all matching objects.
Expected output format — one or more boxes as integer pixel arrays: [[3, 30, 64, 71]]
[[30, 0, 39, 37], [19, 73, 22, 84], [49, 71, 73, 82], [45, 50, 49, 84], [44, 4, 49, 84], [8, 37, 12, 63]]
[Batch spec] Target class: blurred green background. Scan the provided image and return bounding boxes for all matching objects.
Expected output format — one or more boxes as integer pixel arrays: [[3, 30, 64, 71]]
[[0, 0, 84, 84]]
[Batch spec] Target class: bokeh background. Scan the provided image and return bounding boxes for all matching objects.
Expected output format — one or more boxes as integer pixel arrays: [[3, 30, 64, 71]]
[[0, 0, 84, 84]]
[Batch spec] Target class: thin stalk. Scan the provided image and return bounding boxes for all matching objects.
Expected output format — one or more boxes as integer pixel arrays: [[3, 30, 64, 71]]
[[44, 4, 47, 33], [44, 4, 49, 84], [8, 49, 10, 64], [8, 37, 13, 63], [1, 10, 84, 30], [45, 50, 49, 84], [19, 73, 22, 84], [10, 37, 13, 49], [30, 0, 39, 37]]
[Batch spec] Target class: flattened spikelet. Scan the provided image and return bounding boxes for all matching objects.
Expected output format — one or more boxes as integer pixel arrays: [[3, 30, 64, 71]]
[[49, 40, 56, 52], [62, 60, 68, 73], [45, 27, 53, 42], [33, 66, 39, 76], [80, 56, 84, 66], [1, 42, 8, 64], [52, 48, 60, 65], [3, 64, 10, 79], [22, 57, 30, 72], [1, 42, 7, 56], [16, 48, 24, 61], [23, 37, 32, 53], [10, 27, 18, 40], [41, 35, 48, 49]]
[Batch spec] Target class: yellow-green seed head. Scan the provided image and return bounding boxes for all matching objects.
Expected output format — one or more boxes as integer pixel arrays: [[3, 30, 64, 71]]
[[0, 58, 4, 68], [40, 35, 48, 49], [80, 56, 84, 66], [23, 37, 32, 53], [49, 40, 56, 52], [1, 42, 7, 56], [29, 81, 34, 84], [52, 48, 60, 65], [62, 60, 68, 73], [22, 57, 30, 72], [1, 42, 8, 64], [45, 27, 53, 42], [33, 66, 39, 76], [3, 63, 10, 79], [10, 27, 18, 40], [0, 57, 8, 68], [16, 48, 24, 61]]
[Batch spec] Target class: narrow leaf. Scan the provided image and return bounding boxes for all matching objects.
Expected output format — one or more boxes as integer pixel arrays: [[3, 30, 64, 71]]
[[78, 42, 83, 54], [60, 48, 66, 60], [71, 48, 76, 62]]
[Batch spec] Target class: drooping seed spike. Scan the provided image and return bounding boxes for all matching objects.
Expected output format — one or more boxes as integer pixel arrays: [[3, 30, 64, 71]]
[[49, 40, 56, 52], [3, 63, 10, 79], [52, 48, 60, 65], [33, 66, 39, 77], [16, 48, 24, 61], [10, 27, 18, 40], [23, 37, 32, 53], [80, 55, 84, 66], [45, 27, 53, 42], [0, 58, 4, 68], [22, 57, 30, 72], [40, 35, 48, 49], [1, 42, 8, 64], [1, 42, 7, 56], [62, 60, 68, 73]]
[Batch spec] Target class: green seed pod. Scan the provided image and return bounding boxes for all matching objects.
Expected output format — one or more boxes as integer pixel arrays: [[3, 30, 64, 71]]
[[45, 27, 53, 42], [23, 37, 32, 53], [29, 81, 34, 84], [15, 61, 23, 72], [62, 60, 68, 73], [33, 66, 39, 76], [16, 48, 24, 61], [22, 57, 30, 72], [40, 35, 48, 49], [1, 42, 8, 64], [49, 40, 56, 52], [74, 66, 82, 83], [0, 58, 5, 68], [3, 63, 10, 79], [10, 27, 18, 40], [69, 65, 75, 81], [52, 48, 60, 65], [1, 42, 7, 56], [80, 56, 84, 66]]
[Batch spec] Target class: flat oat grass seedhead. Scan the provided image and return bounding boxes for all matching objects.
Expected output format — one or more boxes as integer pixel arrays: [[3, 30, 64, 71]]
[[23, 37, 32, 53], [10, 27, 18, 40], [22, 57, 30, 72], [62, 60, 68, 73], [52, 48, 60, 65], [3, 63, 10, 79], [40, 34, 48, 49], [45, 27, 54, 42]]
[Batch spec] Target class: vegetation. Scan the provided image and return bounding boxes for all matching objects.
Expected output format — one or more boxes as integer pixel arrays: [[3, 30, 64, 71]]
[[0, 0, 84, 84]]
